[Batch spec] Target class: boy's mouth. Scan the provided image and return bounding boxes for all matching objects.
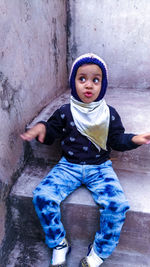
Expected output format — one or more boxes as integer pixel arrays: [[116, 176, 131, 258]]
[[84, 91, 93, 98]]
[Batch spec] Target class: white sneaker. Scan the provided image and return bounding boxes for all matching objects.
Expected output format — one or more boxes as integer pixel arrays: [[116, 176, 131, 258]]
[[51, 239, 71, 267], [80, 244, 103, 267]]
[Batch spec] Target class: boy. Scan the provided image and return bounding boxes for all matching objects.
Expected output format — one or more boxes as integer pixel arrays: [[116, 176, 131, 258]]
[[21, 53, 150, 267]]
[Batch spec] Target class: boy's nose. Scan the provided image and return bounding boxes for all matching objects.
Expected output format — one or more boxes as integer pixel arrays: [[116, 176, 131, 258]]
[[85, 80, 93, 88]]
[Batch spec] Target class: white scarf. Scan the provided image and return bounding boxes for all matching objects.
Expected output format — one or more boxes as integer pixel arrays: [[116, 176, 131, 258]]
[[70, 96, 110, 151]]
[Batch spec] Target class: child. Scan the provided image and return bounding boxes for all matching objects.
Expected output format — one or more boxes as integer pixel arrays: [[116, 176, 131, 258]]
[[21, 53, 150, 267]]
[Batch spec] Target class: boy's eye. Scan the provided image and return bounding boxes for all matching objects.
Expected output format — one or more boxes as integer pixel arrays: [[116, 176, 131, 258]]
[[93, 78, 99, 83], [79, 76, 86, 82]]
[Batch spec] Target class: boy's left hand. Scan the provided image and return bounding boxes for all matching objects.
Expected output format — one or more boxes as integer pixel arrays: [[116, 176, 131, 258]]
[[132, 133, 150, 145]]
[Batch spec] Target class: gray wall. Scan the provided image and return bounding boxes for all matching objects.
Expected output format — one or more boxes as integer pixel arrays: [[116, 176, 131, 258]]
[[0, 0, 67, 245], [67, 0, 150, 89]]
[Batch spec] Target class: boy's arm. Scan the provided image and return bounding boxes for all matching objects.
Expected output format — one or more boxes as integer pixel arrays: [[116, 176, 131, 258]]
[[20, 108, 66, 144], [20, 123, 46, 143], [132, 133, 150, 145], [107, 106, 140, 151]]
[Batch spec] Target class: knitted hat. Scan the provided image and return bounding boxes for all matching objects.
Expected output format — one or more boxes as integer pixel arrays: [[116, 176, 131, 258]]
[[69, 53, 108, 102]]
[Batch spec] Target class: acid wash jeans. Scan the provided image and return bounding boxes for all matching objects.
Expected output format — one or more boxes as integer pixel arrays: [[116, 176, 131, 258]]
[[33, 157, 130, 260]]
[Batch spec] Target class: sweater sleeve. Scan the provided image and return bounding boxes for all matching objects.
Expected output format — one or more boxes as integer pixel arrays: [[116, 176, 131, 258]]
[[107, 106, 140, 151], [38, 108, 66, 145]]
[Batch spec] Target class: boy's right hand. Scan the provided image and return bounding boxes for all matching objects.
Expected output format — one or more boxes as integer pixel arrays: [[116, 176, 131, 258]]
[[20, 123, 46, 143]]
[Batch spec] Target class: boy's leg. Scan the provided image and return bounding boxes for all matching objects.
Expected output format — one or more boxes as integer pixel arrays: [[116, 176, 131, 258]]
[[33, 157, 82, 249], [85, 160, 130, 261]]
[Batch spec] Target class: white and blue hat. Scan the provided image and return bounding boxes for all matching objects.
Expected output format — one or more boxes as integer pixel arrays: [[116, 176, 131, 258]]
[[69, 53, 108, 102]]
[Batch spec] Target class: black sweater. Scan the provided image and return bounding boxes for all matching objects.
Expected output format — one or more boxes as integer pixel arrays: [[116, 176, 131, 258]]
[[40, 104, 139, 165]]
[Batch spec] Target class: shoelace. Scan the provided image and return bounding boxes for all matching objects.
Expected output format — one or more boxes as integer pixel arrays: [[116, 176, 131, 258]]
[[55, 242, 68, 250], [53, 264, 67, 267], [80, 257, 89, 267]]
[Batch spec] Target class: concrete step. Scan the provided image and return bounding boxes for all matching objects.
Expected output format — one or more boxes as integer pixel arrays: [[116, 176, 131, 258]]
[[8, 162, 150, 257], [6, 87, 150, 266], [5, 238, 150, 267], [106, 87, 150, 171], [26, 88, 150, 170]]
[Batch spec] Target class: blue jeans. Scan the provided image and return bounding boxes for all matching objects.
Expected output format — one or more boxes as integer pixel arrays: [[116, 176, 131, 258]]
[[33, 157, 130, 259]]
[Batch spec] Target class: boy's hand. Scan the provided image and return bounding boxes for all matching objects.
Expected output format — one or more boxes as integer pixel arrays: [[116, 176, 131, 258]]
[[132, 133, 150, 145], [20, 123, 46, 143]]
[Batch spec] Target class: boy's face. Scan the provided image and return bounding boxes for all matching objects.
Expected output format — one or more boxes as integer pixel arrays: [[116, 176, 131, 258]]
[[75, 64, 102, 103]]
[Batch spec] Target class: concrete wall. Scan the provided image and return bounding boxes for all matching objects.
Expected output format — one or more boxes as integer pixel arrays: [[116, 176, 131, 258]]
[[1, 0, 150, 255], [67, 0, 150, 89], [0, 0, 67, 246]]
